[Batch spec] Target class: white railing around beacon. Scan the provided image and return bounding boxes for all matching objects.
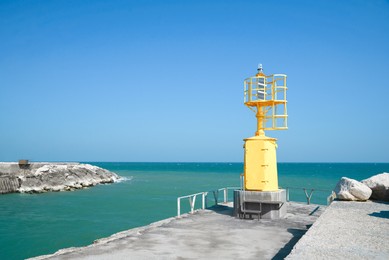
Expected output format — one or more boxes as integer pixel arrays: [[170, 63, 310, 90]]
[[176, 187, 240, 217]]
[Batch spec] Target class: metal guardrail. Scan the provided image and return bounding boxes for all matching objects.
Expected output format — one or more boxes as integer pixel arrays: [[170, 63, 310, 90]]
[[177, 192, 206, 217], [211, 187, 240, 205], [177, 186, 335, 217], [177, 187, 239, 217], [284, 187, 334, 205]]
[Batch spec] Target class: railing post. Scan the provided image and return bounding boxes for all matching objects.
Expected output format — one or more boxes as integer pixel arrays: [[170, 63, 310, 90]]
[[303, 189, 314, 205], [224, 188, 227, 203], [189, 194, 197, 214], [202, 192, 205, 209], [177, 198, 181, 217], [213, 191, 218, 205]]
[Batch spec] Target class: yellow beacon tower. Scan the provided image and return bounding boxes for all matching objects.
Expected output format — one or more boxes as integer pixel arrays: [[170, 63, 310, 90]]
[[243, 64, 287, 191], [234, 64, 287, 220]]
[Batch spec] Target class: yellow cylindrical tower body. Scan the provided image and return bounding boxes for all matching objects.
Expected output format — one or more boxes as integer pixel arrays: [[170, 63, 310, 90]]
[[243, 65, 287, 192], [244, 135, 278, 191]]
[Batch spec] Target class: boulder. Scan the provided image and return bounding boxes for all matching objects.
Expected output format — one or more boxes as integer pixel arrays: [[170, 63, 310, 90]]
[[362, 173, 389, 201], [334, 177, 372, 201]]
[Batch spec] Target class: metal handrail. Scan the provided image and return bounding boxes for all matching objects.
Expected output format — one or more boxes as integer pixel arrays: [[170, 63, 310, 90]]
[[284, 186, 333, 205], [212, 187, 241, 205], [177, 186, 334, 217], [177, 192, 206, 217], [177, 187, 240, 217]]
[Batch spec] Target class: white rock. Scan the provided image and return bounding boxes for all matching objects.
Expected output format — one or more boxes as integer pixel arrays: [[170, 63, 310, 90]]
[[334, 177, 372, 201], [362, 173, 389, 201], [17, 163, 120, 193]]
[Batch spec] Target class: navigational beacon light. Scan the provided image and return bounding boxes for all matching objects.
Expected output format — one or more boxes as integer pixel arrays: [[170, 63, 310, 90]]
[[243, 64, 288, 191]]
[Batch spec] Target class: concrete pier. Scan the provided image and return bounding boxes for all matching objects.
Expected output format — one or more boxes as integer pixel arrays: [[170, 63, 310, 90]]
[[287, 200, 389, 259], [31, 202, 325, 260], [31, 200, 389, 259]]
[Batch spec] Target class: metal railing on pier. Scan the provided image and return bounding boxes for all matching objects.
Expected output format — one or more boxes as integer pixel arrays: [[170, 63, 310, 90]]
[[177, 192, 206, 217], [177, 187, 239, 217], [284, 187, 335, 205], [177, 186, 335, 217]]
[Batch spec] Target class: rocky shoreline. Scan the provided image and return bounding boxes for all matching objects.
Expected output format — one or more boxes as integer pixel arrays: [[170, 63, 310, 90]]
[[333, 172, 389, 202], [0, 162, 120, 194]]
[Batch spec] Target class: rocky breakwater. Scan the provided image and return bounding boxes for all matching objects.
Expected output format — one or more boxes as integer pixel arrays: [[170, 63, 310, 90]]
[[362, 172, 389, 201], [334, 177, 372, 201], [334, 172, 389, 202], [0, 162, 120, 194]]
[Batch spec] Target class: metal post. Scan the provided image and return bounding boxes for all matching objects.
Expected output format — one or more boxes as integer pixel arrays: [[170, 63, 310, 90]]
[[224, 188, 227, 203], [177, 198, 180, 217], [202, 192, 205, 209], [303, 189, 314, 205], [189, 195, 196, 214], [213, 191, 218, 205]]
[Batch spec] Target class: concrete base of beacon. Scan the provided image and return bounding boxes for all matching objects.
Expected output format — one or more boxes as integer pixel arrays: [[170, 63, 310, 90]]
[[233, 189, 287, 220]]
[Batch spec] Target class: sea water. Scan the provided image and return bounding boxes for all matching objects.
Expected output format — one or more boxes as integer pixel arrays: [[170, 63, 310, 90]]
[[0, 162, 388, 260]]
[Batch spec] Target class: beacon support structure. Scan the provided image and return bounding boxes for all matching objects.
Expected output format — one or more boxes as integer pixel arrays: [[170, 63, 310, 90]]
[[243, 64, 287, 191], [234, 64, 288, 219]]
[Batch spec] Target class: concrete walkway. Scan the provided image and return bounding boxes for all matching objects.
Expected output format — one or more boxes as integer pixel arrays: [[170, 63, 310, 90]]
[[287, 200, 389, 259], [32, 202, 324, 260]]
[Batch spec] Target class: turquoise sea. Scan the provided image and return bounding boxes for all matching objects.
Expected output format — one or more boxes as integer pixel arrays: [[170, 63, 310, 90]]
[[1, 162, 388, 260]]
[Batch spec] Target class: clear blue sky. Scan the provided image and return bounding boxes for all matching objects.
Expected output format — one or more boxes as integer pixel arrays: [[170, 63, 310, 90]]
[[1, 0, 388, 162]]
